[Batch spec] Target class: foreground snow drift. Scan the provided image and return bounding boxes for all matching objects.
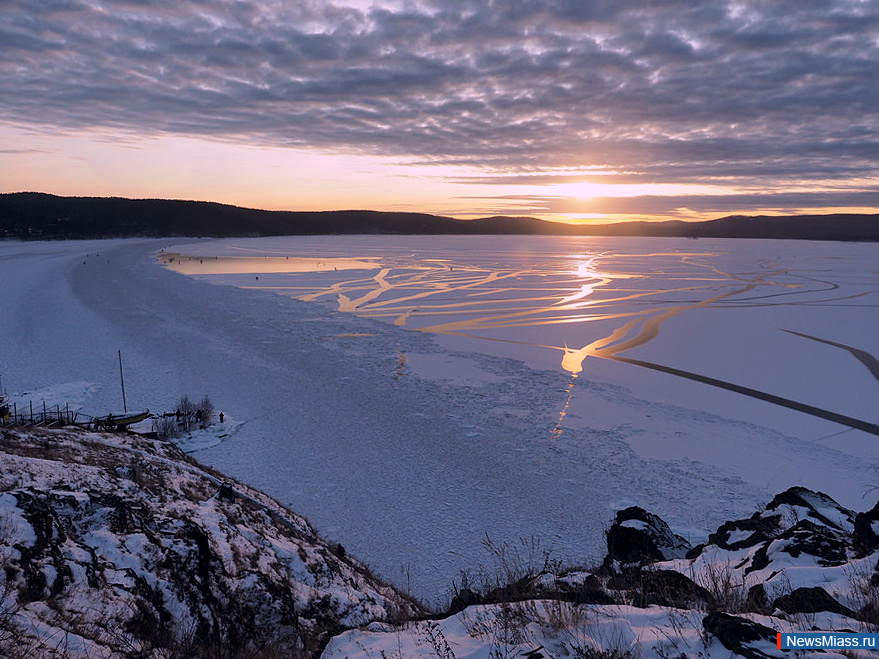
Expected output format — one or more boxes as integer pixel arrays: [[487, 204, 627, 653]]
[[323, 486, 879, 659], [0, 426, 417, 658]]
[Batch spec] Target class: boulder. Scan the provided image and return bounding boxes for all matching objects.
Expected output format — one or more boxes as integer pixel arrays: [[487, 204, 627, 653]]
[[630, 569, 716, 609], [447, 587, 483, 615], [773, 521, 850, 567], [688, 487, 862, 576], [773, 586, 856, 618], [853, 500, 879, 557], [764, 487, 855, 534], [702, 611, 782, 659], [707, 515, 780, 551], [604, 506, 691, 566]]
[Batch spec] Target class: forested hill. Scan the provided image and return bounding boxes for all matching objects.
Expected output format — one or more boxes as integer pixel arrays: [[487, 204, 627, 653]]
[[3, 192, 879, 241]]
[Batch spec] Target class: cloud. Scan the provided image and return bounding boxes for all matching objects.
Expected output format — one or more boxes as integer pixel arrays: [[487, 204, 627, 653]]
[[1, 0, 878, 192], [551, 190, 879, 215], [472, 189, 879, 218]]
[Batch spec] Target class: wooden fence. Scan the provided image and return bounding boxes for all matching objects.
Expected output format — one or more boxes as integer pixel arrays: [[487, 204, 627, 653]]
[[0, 400, 87, 428]]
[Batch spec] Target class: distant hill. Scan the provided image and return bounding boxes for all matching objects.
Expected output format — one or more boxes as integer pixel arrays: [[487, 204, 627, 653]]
[[2, 192, 879, 241], [590, 214, 879, 241]]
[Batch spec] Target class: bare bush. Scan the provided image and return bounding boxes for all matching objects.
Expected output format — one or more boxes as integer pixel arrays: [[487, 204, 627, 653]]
[[559, 610, 642, 659], [461, 603, 536, 659], [177, 395, 197, 432], [153, 415, 181, 439], [691, 561, 746, 613], [197, 396, 214, 428], [846, 560, 879, 630], [420, 621, 457, 659], [174, 395, 215, 432]]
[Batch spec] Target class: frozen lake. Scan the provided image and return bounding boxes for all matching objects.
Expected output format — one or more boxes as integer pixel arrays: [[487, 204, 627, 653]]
[[2, 235, 878, 602], [165, 235, 879, 443]]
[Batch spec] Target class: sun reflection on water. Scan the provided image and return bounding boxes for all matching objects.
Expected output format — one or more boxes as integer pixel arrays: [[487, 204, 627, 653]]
[[163, 240, 864, 440], [162, 247, 729, 384]]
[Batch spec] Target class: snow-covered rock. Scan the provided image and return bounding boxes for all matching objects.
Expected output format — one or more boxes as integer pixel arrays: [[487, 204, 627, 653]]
[[4, 420, 876, 659], [604, 505, 692, 566], [0, 426, 417, 658], [324, 488, 879, 659], [660, 486, 877, 620]]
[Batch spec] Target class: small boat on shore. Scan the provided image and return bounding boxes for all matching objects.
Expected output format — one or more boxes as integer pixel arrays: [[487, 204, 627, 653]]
[[92, 410, 150, 431]]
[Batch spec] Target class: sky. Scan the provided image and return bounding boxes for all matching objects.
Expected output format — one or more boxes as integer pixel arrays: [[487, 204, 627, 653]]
[[2, 0, 879, 223]]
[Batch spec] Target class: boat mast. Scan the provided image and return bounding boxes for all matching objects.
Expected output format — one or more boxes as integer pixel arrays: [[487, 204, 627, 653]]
[[118, 350, 128, 413]]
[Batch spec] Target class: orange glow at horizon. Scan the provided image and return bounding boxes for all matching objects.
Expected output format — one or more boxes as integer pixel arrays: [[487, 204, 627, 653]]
[[2, 123, 877, 225]]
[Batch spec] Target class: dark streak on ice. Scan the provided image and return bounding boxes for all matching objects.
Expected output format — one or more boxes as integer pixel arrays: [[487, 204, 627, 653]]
[[608, 354, 879, 437], [782, 329, 879, 385]]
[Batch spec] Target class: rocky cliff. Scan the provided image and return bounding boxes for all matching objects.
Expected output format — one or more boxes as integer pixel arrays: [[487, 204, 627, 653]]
[[0, 426, 418, 658]]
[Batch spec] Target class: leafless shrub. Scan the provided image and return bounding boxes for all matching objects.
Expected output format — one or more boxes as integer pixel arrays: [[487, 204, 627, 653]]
[[153, 415, 181, 439], [544, 599, 591, 634], [691, 560, 746, 613], [483, 536, 553, 594], [461, 603, 534, 659], [177, 395, 197, 432], [448, 535, 561, 612], [559, 611, 642, 659], [197, 396, 214, 428], [420, 621, 457, 659], [846, 559, 879, 630], [173, 395, 215, 432]]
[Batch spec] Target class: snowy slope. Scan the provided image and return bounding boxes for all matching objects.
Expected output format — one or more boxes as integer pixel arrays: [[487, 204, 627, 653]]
[[0, 425, 417, 658], [323, 487, 879, 659]]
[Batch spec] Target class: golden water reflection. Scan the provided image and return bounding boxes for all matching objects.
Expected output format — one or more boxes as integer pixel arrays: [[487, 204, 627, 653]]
[[159, 253, 379, 275], [163, 241, 878, 438], [162, 248, 774, 379]]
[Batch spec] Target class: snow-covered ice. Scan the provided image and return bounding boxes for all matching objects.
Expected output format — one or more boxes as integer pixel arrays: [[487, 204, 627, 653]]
[[1, 235, 878, 601]]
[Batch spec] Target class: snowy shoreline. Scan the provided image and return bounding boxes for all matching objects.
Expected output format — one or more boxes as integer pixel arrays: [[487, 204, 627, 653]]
[[2, 237, 877, 600], [4, 423, 878, 659]]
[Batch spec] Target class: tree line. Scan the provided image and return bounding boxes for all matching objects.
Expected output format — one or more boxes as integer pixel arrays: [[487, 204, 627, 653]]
[[3, 192, 879, 242]]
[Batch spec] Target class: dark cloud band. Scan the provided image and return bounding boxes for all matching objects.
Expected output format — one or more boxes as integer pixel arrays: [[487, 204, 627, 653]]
[[2, 0, 878, 202]]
